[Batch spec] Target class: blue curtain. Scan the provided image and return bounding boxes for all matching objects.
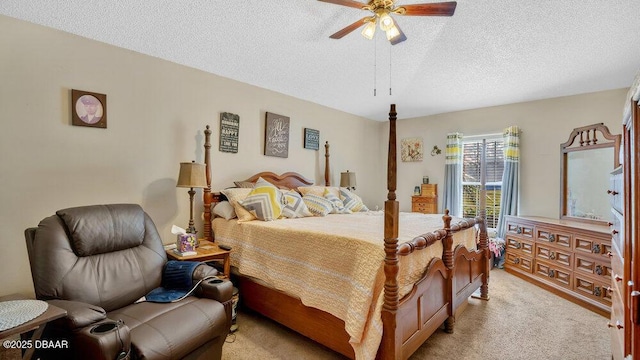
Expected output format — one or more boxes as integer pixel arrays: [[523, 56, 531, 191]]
[[496, 126, 521, 239], [442, 132, 463, 217]]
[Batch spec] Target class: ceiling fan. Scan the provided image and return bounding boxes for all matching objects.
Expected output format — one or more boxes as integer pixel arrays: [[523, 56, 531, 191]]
[[319, 0, 457, 45]]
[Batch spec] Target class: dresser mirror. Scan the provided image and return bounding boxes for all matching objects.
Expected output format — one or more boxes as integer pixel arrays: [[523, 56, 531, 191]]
[[560, 123, 621, 224]]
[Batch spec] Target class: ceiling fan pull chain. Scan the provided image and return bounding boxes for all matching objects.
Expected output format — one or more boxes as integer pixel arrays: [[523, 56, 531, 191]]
[[374, 39, 377, 96], [389, 44, 392, 96]]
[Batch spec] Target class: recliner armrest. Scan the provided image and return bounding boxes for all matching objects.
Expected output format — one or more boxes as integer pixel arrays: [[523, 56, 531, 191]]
[[46, 299, 106, 330], [198, 278, 233, 303]]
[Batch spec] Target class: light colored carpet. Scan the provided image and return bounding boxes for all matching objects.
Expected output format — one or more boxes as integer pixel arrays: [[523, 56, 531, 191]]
[[222, 269, 611, 360]]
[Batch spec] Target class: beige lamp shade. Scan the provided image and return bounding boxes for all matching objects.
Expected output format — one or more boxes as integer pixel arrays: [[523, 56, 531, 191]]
[[340, 170, 357, 189], [176, 161, 207, 188]]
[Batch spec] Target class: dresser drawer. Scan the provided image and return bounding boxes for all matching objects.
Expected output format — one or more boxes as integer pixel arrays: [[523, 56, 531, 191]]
[[533, 260, 572, 289], [535, 226, 571, 248], [574, 274, 611, 306], [609, 285, 625, 360], [506, 237, 534, 256], [420, 184, 437, 197], [504, 252, 533, 273], [411, 197, 437, 214], [412, 196, 436, 204], [574, 254, 612, 281], [574, 234, 610, 257], [535, 243, 572, 268], [505, 220, 533, 239], [610, 208, 623, 253]]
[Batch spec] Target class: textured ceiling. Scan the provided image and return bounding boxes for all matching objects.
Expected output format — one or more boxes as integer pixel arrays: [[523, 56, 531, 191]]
[[2, 1, 640, 121]]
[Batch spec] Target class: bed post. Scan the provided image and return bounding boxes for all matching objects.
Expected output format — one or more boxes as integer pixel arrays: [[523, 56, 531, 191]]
[[325, 141, 330, 186], [474, 140, 490, 300], [380, 104, 400, 360], [203, 125, 213, 242], [442, 210, 455, 333]]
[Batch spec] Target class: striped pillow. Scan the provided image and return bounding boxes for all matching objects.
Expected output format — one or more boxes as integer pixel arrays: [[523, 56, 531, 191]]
[[239, 177, 283, 221], [302, 194, 333, 217], [324, 189, 351, 214], [339, 188, 367, 212], [282, 190, 313, 218]]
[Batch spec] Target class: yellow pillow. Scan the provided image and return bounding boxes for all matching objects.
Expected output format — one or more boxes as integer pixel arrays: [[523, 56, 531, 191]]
[[238, 177, 283, 221], [297, 186, 340, 198]]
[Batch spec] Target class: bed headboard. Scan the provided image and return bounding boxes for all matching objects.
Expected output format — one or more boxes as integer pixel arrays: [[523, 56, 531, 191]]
[[202, 128, 331, 242]]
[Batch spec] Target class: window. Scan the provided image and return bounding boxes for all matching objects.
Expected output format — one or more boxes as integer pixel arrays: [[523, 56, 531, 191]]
[[461, 137, 504, 228]]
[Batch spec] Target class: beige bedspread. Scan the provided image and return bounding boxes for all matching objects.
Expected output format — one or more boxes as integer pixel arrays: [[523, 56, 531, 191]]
[[213, 211, 476, 359]]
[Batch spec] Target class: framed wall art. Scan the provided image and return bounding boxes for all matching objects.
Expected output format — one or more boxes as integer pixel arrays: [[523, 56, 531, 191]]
[[219, 112, 239, 153], [264, 112, 290, 158], [401, 137, 423, 162], [71, 89, 107, 128], [304, 128, 319, 150]]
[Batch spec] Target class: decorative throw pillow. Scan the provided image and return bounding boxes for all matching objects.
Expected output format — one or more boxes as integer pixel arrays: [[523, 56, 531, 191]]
[[213, 201, 236, 220], [281, 190, 313, 218], [220, 188, 255, 222], [238, 177, 283, 221], [324, 189, 351, 214], [339, 188, 367, 212], [302, 194, 333, 217], [233, 181, 255, 188], [297, 186, 340, 198]]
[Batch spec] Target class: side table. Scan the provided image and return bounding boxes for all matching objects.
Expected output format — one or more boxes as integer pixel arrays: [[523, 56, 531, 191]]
[[166, 240, 232, 278], [0, 294, 67, 360]]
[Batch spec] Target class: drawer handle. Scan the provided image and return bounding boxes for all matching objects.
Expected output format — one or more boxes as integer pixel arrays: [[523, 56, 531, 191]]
[[607, 222, 613, 227], [605, 287, 612, 294], [607, 251, 613, 258], [516, 226, 522, 234], [592, 244, 601, 254], [549, 234, 555, 242], [612, 229, 619, 235], [514, 258, 521, 264], [595, 265, 604, 276], [614, 274, 623, 282], [549, 252, 556, 260], [549, 270, 555, 278], [593, 287, 602, 297], [607, 189, 619, 195], [515, 242, 522, 249], [607, 322, 623, 329]]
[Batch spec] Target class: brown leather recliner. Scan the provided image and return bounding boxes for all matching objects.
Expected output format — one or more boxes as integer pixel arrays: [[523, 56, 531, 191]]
[[24, 204, 233, 360]]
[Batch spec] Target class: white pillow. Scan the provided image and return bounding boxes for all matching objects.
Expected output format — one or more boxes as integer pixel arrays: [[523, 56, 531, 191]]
[[213, 201, 236, 220]]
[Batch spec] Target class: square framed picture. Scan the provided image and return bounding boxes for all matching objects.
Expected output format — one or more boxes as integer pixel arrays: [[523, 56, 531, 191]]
[[401, 137, 423, 162], [71, 89, 107, 128]]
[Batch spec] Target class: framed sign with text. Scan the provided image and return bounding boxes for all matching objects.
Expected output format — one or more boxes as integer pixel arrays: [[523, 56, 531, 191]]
[[304, 128, 319, 150], [219, 112, 239, 153], [264, 112, 290, 158]]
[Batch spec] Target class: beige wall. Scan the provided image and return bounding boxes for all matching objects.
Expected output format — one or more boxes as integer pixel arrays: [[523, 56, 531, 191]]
[[390, 89, 627, 217], [0, 15, 384, 296], [0, 14, 629, 297]]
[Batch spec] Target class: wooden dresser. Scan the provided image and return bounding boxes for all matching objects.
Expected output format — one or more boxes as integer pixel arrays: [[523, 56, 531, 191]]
[[411, 184, 437, 214], [503, 215, 612, 316]]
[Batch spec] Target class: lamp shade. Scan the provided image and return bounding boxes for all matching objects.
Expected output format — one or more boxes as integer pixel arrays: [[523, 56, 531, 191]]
[[176, 161, 207, 188], [340, 170, 357, 189]]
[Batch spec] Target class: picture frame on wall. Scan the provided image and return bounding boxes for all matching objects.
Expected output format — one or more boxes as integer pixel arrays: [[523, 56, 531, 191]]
[[304, 128, 320, 150], [219, 112, 239, 153], [264, 112, 290, 158], [401, 137, 423, 162], [71, 89, 107, 128]]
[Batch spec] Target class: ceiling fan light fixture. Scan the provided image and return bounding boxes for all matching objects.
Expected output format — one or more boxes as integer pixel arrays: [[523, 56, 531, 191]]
[[361, 21, 376, 40], [378, 12, 394, 31], [385, 24, 401, 41]]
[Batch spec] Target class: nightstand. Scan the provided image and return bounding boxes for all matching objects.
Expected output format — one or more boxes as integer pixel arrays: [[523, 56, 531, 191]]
[[166, 240, 231, 278], [412, 183, 438, 214]]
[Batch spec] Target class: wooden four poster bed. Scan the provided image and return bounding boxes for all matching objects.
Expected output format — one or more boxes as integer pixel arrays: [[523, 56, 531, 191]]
[[202, 104, 490, 359]]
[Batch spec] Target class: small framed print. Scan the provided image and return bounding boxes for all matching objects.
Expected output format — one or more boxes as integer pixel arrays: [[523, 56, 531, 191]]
[[304, 128, 320, 150], [72, 89, 107, 128]]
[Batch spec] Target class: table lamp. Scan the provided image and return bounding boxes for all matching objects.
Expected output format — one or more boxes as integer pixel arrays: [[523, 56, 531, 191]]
[[176, 161, 207, 234], [340, 170, 357, 191]]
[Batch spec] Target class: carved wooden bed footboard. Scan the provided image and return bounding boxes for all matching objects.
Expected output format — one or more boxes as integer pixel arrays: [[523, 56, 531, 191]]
[[202, 104, 489, 359]]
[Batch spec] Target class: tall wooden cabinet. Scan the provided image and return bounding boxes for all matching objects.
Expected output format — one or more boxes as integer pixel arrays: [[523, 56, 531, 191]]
[[611, 96, 640, 359], [504, 215, 612, 316]]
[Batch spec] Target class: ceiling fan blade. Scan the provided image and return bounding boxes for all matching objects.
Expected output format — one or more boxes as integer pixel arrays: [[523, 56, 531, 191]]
[[398, 1, 457, 16], [329, 17, 370, 39], [317, 0, 367, 10], [390, 23, 407, 45]]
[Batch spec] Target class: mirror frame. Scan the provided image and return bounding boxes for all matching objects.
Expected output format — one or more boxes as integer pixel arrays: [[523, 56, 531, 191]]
[[560, 123, 621, 224]]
